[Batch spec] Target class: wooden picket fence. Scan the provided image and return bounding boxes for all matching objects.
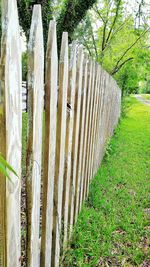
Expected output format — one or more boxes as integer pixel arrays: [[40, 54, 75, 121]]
[[0, 1, 121, 267]]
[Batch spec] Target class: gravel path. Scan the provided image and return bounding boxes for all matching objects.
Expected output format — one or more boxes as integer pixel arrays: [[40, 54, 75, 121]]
[[134, 94, 150, 106]]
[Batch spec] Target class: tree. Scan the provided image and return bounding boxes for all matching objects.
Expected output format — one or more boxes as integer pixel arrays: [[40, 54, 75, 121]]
[[56, 0, 97, 50], [17, 0, 53, 48], [0, 0, 97, 50], [72, 0, 150, 94]]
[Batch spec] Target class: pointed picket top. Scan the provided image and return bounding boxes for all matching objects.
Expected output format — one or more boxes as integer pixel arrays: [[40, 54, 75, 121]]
[[0, 0, 22, 267], [76, 45, 84, 72], [60, 32, 69, 64], [41, 20, 58, 267], [52, 31, 69, 267], [26, 4, 44, 267], [28, 5, 43, 50], [46, 20, 57, 59]]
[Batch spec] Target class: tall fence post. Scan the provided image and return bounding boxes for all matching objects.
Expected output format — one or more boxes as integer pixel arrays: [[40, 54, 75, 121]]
[[0, 0, 22, 266], [52, 32, 68, 267], [74, 56, 88, 222], [26, 5, 44, 267], [41, 20, 58, 267], [69, 47, 84, 235], [62, 44, 77, 247]]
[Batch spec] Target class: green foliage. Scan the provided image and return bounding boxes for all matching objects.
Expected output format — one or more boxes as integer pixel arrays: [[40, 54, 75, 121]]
[[73, 0, 150, 95], [17, 0, 53, 48], [0, 154, 18, 182], [116, 62, 139, 95], [63, 97, 150, 266], [56, 0, 97, 51], [1, 0, 97, 51]]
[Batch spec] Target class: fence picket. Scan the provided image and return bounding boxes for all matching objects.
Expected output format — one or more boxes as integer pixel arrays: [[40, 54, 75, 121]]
[[84, 62, 96, 200], [79, 61, 93, 210], [0, 2, 7, 265], [69, 46, 84, 235], [93, 68, 104, 174], [89, 66, 102, 179], [52, 32, 68, 267], [74, 57, 88, 222], [62, 45, 77, 247], [26, 6, 44, 267], [41, 20, 58, 267], [0, 0, 22, 266], [87, 64, 100, 185]]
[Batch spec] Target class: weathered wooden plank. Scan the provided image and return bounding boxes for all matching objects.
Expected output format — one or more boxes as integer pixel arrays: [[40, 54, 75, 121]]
[[85, 64, 99, 197], [87, 64, 100, 183], [41, 20, 58, 267], [68, 46, 84, 235], [79, 61, 93, 211], [0, 2, 7, 265], [0, 0, 22, 266], [97, 71, 107, 165], [89, 66, 101, 180], [62, 45, 77, 247], [52, 32, 68, 267], [74, 56, 88, 222], [26, 5, 44, 267], [93, 68, 104, 174], [83, 62, 96, 201]]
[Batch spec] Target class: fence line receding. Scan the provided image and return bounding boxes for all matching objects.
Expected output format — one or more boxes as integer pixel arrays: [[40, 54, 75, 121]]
[[0, 1, 121, 267]]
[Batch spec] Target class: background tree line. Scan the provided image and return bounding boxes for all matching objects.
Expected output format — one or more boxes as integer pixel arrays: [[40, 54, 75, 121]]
[[0, 0, 150, 95]]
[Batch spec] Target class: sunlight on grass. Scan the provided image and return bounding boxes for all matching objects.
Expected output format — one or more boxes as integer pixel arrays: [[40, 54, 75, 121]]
[[141, 94, 150, 101], [63, 96, 150, 266]]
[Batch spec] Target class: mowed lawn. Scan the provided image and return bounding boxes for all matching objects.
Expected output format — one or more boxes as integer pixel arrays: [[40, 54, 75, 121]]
[[63, 97, 150, 267], [141, 94, 150, 101]]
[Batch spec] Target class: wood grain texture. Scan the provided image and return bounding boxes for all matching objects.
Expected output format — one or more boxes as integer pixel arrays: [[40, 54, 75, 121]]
[[74, 57, 88, 222], [79, 61, 93, 211], [89, 66, 102, 180], [62, 45, 77, 247], [93, 68, 103, 174], [0, 1, 7, 266], [87, 64, 100, 184], [83, 62, 96, 201], [26, 5, 44, 267], [52, 32, 68, 267], [86, 64, 99, 197], [0, 0, 22, 266], [69, 46, 84, 235], [41, 21, 58, 267]]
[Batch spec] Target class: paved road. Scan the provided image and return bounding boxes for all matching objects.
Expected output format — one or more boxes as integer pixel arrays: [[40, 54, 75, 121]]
[[134, 94, 150, 106]]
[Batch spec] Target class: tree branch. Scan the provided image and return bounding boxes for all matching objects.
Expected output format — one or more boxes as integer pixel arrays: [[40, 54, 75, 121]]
[[114, 27, 149, 69], [93, 4, 106, 23], [105, 0, 122, 48], [91, 28, 98, 60], [111, 57, 134, 75], [83, 37, 92, 57], [102, 19, 128, 52]]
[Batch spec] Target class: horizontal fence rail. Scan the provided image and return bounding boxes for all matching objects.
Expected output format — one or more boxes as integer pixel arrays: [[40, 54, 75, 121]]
[[0, 1, 121, 267]]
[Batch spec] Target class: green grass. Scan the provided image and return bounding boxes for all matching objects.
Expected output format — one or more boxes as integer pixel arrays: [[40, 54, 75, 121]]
[[141, 94, 150, 101], [63, 96, 150, 267]]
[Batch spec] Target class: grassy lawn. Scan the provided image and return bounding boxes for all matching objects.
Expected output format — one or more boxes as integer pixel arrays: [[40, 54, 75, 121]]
[[63, 97, 150, 267], [141, 94, 150, 101]]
